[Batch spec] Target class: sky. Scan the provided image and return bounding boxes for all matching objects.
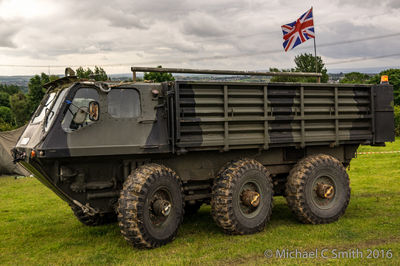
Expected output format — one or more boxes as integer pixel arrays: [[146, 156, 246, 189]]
[[0, 0, 400, 75]]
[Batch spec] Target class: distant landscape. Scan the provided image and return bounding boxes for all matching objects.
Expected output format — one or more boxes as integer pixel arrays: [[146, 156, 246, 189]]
[[0, 72, 375, 91], [0, 73, 135, 93]]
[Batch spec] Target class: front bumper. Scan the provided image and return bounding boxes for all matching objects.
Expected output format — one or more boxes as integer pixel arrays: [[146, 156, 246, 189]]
[[11, 148, 27, 163]]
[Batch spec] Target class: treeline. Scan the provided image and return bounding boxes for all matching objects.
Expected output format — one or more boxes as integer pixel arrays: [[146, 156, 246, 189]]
[[0, 66, 109, 131]]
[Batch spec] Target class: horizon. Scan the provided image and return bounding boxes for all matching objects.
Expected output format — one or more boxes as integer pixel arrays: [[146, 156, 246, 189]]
[[0, 67, 393, 77]]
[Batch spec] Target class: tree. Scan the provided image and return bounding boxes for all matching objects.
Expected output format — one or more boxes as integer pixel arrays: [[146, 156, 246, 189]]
[[27, 75, 45, 112], [0, 106, 12, 123], [0, 118, 13, 131], [0, 84, 20, 95], [294, 53, 329, 83], [0, 92, 10, 107], [76, 67, 93, 79], [27, 73, 58, 113], [144, 66, 175, 82], [369, 69, 400, 106], [76, 66, 109, 81], [10, 93, 30, 126], [271, 53, 328, 83], [340, 72, 371, 84], [0, 84, 25, 130], [94, 66, 109, 81]]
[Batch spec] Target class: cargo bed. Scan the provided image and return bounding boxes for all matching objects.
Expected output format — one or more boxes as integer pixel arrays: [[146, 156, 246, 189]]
[[170, 81, 394, 152]]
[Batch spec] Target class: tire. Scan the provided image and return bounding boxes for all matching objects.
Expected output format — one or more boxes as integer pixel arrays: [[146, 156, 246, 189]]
[[184, 201, 203, 216], [117, 164, 184, 249], [285, 154, 351, 224], [211, 158, 273, 235], [70, 206, 117, 226]]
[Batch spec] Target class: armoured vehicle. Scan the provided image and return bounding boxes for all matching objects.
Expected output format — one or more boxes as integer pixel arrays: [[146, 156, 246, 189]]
[[13, 67, 395, 249]]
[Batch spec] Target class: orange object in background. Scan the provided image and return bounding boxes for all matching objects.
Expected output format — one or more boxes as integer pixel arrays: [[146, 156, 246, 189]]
[[381, 75, 389, 84]]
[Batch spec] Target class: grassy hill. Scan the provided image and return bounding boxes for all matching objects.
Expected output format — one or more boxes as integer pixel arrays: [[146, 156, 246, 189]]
[[0, 141, 399, 265]]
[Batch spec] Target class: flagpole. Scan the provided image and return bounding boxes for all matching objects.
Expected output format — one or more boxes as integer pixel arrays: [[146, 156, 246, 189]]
[[314, 38, 318, 72], [312, 6, 320, 83]]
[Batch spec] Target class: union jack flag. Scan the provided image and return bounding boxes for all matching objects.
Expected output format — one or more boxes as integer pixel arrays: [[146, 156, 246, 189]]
[[281, 8, 315, 52]]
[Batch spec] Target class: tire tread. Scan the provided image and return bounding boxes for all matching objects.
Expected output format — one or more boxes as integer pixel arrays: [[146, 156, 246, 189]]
[[211, 158, 273, 235], [117, 164, 184, 249], [285, 154, 350, 224]]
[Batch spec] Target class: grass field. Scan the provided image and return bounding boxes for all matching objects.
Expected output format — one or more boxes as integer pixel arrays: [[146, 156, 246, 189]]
[[1, 139, 399, 265], [358, 137, 400, 153]]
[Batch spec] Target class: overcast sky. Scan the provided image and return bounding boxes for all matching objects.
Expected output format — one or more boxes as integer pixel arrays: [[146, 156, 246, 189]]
[[0, 0, 400, 75]]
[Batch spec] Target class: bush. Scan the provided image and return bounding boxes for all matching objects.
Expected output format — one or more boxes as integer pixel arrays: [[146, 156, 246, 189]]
[[0, 91, 10, 107], [9, 93, 30, 127], [395, 105, 400, 137], [0, 118, 14, 131], [0, 106, 13, 123], [144, 66, 174, 82], [340, 72, 371, 84]]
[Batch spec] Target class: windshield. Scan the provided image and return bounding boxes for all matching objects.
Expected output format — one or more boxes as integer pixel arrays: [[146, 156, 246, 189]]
[[44, 89, 67, 132], [31, 92, 56, 124]]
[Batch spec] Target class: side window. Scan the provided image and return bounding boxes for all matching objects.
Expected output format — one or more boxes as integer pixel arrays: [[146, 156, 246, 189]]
[[107, 89, 141, 118], [62, 88, 99, 132]]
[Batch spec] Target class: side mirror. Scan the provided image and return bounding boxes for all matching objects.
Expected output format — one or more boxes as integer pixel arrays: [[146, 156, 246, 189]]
[[88, 101, 100, 121], [72, 107, 88, 125]]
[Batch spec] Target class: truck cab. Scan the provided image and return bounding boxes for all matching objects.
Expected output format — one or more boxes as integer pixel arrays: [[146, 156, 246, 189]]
[[15, 78, 169, 159]]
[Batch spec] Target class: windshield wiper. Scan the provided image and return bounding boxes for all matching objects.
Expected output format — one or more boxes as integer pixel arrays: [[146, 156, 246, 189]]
[[32, 94, 56, 120], [41, 93, 59, 129], [44, 109, 54, 128]]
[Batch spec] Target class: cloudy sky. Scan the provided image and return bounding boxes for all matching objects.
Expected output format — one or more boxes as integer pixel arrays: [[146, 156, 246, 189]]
[[0, 0, 399, 75]]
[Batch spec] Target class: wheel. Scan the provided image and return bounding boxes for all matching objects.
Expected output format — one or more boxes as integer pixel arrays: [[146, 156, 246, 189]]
[[117, 164, 184, 249], [211, 158, 273, 235], [184, 201, 203, 216], [70, 205, 117, 226], [285, 154, 351, 224]]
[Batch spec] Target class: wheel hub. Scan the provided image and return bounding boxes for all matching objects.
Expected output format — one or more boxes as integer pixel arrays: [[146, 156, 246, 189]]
[[241, 190, 260, 207], [152, 199, 172, 217], [316, 182, 335, 199]]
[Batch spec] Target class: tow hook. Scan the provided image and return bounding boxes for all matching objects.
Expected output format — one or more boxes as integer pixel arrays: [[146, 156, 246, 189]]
[[72, 200, 98, 216], [11, 148, 26, 163]]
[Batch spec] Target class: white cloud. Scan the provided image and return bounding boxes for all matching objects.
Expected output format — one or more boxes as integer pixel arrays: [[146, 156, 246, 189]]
[[0, 0, 399, 75], [0, 18, 19, 48]]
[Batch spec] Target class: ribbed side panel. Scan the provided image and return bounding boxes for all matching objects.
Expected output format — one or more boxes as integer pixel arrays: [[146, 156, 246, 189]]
[[175, 82, 373, 150]]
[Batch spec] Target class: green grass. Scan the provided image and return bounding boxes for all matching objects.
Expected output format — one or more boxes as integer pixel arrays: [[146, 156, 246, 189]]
[[358, 137, 400, 152], [1, 144, 400, 265]]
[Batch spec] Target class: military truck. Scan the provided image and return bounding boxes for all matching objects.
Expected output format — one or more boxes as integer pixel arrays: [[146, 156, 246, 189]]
[[13, 67, 395, 249]]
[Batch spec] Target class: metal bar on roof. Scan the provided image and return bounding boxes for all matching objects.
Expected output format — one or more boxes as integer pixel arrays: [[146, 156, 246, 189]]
[[131, 66, 323, 79]]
